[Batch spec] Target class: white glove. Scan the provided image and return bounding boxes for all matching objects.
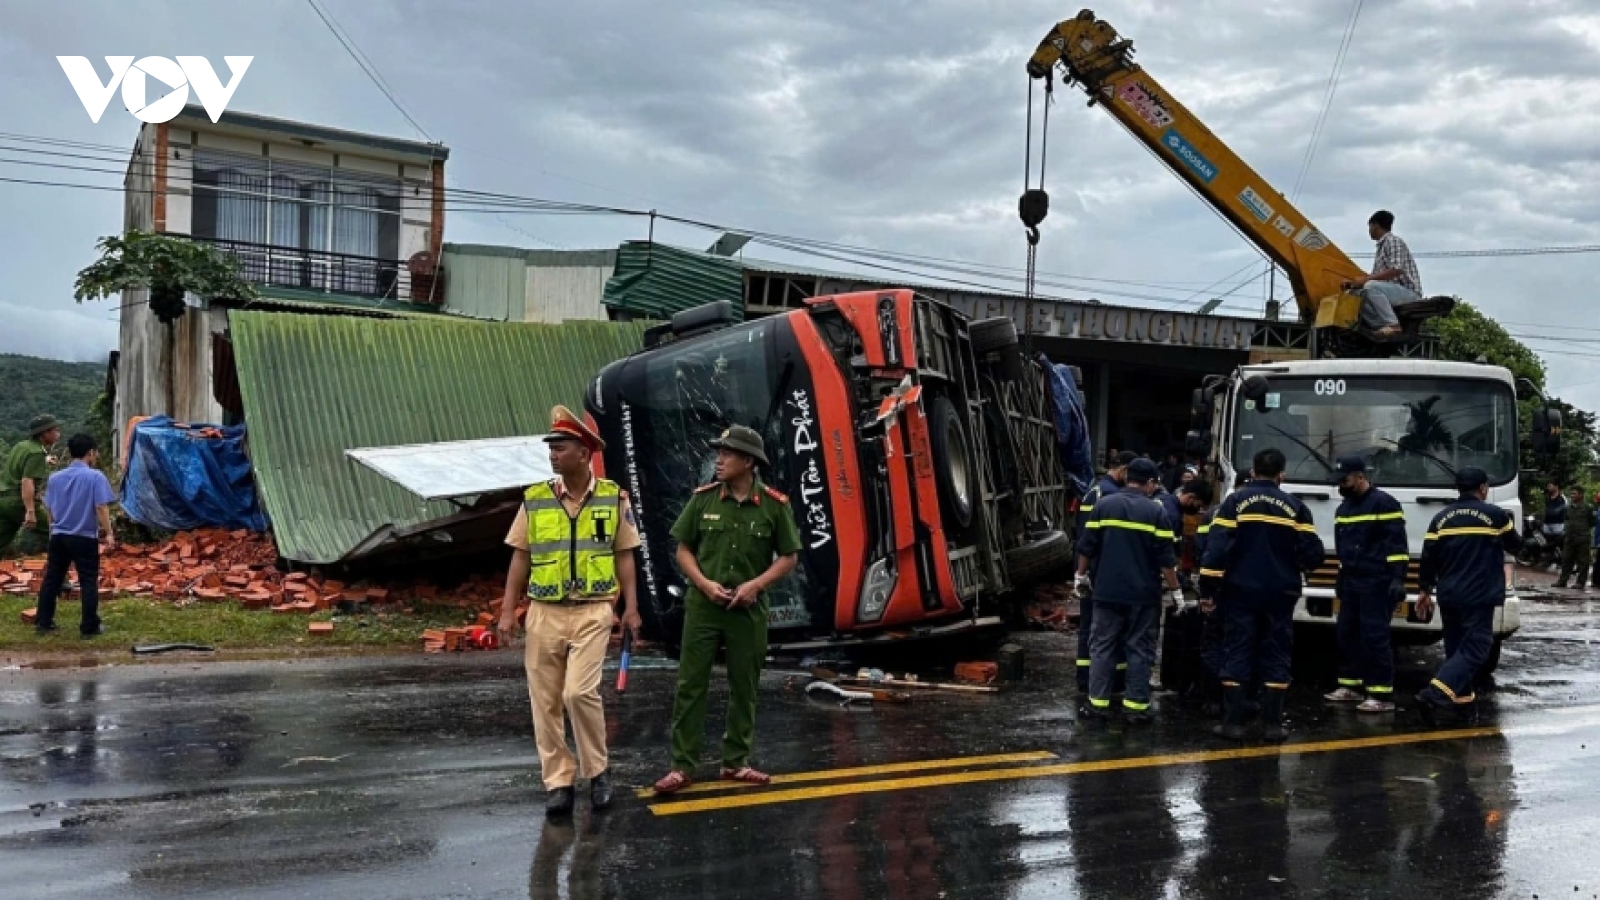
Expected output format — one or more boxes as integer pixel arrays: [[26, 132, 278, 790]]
[[1168, 590, 1186, 609], [1073, 575, 1092, 600]]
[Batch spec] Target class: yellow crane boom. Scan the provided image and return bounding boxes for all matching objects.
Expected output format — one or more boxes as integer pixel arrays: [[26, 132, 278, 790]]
[[1028, 9, 1368, 328]]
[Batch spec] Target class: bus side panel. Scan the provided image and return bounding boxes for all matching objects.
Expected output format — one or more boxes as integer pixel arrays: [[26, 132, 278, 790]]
[[787, 314, 869, 631]]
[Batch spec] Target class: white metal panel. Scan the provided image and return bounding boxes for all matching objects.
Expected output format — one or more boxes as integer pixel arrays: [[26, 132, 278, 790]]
[[524, 264, 612, 323], [346, 436, 554, 501]]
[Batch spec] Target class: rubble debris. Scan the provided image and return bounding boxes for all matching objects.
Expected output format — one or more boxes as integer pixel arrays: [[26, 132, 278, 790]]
[[954, 662, 1000, 685], [308, 622, 334, 636], [131, 643, 216, 655]]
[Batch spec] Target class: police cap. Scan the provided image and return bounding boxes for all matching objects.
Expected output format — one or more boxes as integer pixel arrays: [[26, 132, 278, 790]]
[[1126, 458, 1160, 484], [1335, 456, 1367, 476], [1455, 467, 1489, 491]]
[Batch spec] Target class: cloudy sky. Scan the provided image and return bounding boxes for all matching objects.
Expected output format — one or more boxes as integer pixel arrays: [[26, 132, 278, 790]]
[[3, 0, 1600, 408]]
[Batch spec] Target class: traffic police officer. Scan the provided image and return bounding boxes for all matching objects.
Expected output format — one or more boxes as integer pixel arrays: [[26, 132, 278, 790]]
[[1075, 458, 1182, 723], [1555, 485, 1595, 589], [654, 425, 802, 795], [1324, 457, 1409, 712], [1200, 449, 1325, 742], [1074, 450, 1135, 691], [1415, 467, 1521, 725], [497, 406, 642, 816], [0, 414, 62, 555]]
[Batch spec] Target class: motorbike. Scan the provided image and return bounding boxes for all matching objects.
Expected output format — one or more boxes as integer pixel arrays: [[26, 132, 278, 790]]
[[1516, 515, 1560, 569]]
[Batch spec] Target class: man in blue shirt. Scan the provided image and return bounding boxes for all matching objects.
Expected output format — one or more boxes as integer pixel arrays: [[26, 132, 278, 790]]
[[35, 434, 117, 636]]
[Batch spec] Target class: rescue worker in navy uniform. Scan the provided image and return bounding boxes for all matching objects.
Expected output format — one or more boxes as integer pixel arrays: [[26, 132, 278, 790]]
[[1074, 458, 1183, 723], [1324, 457, 1409, 713], [1074, 451, 1135, 692], [1199, 449, 1325, 742], [1415, 467, 1521, 726]]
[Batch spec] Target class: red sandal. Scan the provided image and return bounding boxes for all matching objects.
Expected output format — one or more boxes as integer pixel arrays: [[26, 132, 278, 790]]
[[720, 766, 771, 785], [653, 770, 693, 795]]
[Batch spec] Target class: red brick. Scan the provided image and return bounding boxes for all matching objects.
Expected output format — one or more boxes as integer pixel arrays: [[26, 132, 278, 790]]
[[292, 600, 316, 613], [20, 607, 37, 624], [366, 587, 390, 602], [270, 603, 295, 614], [308, 622, 334, 635]]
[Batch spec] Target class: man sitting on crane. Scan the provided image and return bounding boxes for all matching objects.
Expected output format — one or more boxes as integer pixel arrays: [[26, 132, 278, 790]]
[[1342, 210, 1424, 339]]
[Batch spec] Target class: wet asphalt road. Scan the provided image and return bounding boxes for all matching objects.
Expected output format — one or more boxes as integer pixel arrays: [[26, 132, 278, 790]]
[[2, 590, 1600, 900]]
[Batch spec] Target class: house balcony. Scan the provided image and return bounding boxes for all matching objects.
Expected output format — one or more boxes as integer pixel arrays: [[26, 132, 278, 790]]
[[187, 236, 442, 306]]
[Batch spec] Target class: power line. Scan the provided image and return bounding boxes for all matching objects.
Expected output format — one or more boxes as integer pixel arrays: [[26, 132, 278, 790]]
[[304, 0, 433, 142], [1292, 0, 1364, 200]]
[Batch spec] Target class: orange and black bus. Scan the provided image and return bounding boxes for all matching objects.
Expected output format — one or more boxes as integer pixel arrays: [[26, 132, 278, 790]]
[[586, 289, 1078, 652]]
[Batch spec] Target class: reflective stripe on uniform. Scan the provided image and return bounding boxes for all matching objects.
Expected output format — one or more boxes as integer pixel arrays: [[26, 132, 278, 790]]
[[1430, 678, 1457, 700], [1076, 659, 1092, 667], [1085, 518, 1175, 540], [1335, 512, 1405, 524], [1089, 697, 1112, 708], [1123, 700, 1150, 712], [1366, 684, 1394, 694], [1386, 554, 1410, 562], [1199, 567, 1226, 578], [1425, 525, 1511, 540], [1338, 678, 1362, 688]]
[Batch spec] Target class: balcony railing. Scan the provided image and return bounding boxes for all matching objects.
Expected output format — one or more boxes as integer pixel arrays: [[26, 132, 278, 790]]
[[186, 236, 439, 305]]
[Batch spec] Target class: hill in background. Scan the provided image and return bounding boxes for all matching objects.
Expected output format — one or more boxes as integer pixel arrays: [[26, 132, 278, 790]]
[[0, 354, 106, 450]]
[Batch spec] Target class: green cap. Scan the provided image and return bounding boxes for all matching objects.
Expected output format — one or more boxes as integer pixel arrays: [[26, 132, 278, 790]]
[[27, 414, 62, 438], [710, 424, 769, 467]]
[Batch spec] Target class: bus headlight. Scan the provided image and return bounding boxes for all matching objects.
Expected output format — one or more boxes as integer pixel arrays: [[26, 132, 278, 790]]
[[857, 558, 897, 623]]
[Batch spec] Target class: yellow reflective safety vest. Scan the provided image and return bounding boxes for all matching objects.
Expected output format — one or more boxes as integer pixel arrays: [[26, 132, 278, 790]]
[[524, 478, 622, 601]]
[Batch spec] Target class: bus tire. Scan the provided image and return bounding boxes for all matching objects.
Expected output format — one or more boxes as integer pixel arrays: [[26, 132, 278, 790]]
[[928, 394, 977, 531], [971, 317, 1019, 353], [1004, 530, 1074, 586]]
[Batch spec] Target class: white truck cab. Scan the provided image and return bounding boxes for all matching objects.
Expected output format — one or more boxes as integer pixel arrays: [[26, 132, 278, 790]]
[[1199, 358, 1551, 668]]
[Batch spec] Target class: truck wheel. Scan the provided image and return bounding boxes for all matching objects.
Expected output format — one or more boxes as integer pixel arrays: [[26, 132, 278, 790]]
[[927, 394, 976, 531], [1004, 530, 1074, 586], [970, 317, 1020, 353]]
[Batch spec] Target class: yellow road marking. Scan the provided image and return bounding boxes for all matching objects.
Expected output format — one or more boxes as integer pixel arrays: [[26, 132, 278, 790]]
[[632, 750, 1058, 798], [648, 727, 1500, 816]]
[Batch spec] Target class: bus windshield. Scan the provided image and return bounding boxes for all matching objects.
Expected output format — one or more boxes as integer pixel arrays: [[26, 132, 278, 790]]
[[1230, 376, 1518, 487]]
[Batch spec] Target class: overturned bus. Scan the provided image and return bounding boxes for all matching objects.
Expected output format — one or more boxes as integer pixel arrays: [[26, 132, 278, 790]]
[[585, 290, 1085, 652]]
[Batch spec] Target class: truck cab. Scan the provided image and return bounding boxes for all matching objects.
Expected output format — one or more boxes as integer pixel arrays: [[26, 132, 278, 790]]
[[1200, 359, 1531, 666], [586, 290, 1078, 651]]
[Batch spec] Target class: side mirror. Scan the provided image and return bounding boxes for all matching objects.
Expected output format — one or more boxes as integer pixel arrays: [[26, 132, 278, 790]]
[[1531, 407, 1563, 458], [1190, 386, 1215, 430], [1185, 429, 1213, 459], [1240, 374, 1270, 405]]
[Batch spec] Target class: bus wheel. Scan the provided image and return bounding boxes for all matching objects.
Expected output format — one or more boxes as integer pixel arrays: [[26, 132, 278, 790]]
[[928, 394, 976, 531], [1004, 530, 1074, 586]]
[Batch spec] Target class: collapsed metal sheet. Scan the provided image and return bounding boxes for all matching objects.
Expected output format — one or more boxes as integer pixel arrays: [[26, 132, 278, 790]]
[[346, 436, 554, 502]]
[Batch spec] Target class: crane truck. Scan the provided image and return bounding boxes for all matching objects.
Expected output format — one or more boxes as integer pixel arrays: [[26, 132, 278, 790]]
[[1027, 9, 1563, 676]]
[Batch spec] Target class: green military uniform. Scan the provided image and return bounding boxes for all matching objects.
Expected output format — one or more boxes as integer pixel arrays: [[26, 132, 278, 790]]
[[667, 471, 802, 774], [1557, 497, 1596, 589], [0, 435, 53, 556]]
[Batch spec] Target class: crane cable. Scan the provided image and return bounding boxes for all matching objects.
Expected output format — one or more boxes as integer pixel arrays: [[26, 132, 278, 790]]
[[1020, 72, 1054, 353]]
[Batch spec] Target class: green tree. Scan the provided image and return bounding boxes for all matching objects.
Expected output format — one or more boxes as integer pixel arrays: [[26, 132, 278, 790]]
[[1431, 301, 1597, 507], [74, 232, 257, 416]]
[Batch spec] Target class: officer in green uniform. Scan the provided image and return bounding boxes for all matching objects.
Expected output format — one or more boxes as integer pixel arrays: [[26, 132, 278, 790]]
[[653, 425, 801, 794], [1556, 486, 1596, 590], [0, 415, 62, 555]]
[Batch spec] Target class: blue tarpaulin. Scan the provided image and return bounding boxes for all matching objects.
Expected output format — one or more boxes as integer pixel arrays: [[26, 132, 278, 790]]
[[121, 417, 268, 532], [1042, 356, 1095, 498]]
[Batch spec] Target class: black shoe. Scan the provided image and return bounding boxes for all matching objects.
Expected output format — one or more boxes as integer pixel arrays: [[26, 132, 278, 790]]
[[1213, 684, 1249, 740], [81, 625, 104, 638], [1259, 688, 1289, 743], [546, 786, 575, 817], [1554, 582, 1569, 589], [1076, 702, 1112, 723], [1415, 688, 1449, 727], [34, 624, 58, 635], [1123, 709, 1154, 726], [590, 771, 613, 810]]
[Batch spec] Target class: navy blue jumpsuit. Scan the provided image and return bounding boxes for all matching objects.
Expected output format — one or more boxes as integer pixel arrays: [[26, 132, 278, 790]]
[[1077, 485, 1177, 710], [1333, 486, 1409, 696], [1075, 473, 1123, 690], [1199, 480, 1325, 689], [1417, 497, 1520, 705]]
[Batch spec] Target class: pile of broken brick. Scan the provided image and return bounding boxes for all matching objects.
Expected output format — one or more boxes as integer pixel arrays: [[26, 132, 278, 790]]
[[2, 528, 522, 647]]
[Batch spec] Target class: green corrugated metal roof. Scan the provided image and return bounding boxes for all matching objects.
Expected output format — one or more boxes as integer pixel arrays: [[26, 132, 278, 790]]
[[230, 310, 650, 564], [602, 241, 744, 321]]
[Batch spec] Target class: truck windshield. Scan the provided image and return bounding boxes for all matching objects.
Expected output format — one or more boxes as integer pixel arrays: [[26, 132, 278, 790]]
[[1231, 376, 1518, 487], [620, 319, 816, 627]]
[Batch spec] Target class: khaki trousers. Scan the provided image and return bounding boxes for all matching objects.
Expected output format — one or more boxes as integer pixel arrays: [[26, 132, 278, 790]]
[[525, 599, 614, 790]]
